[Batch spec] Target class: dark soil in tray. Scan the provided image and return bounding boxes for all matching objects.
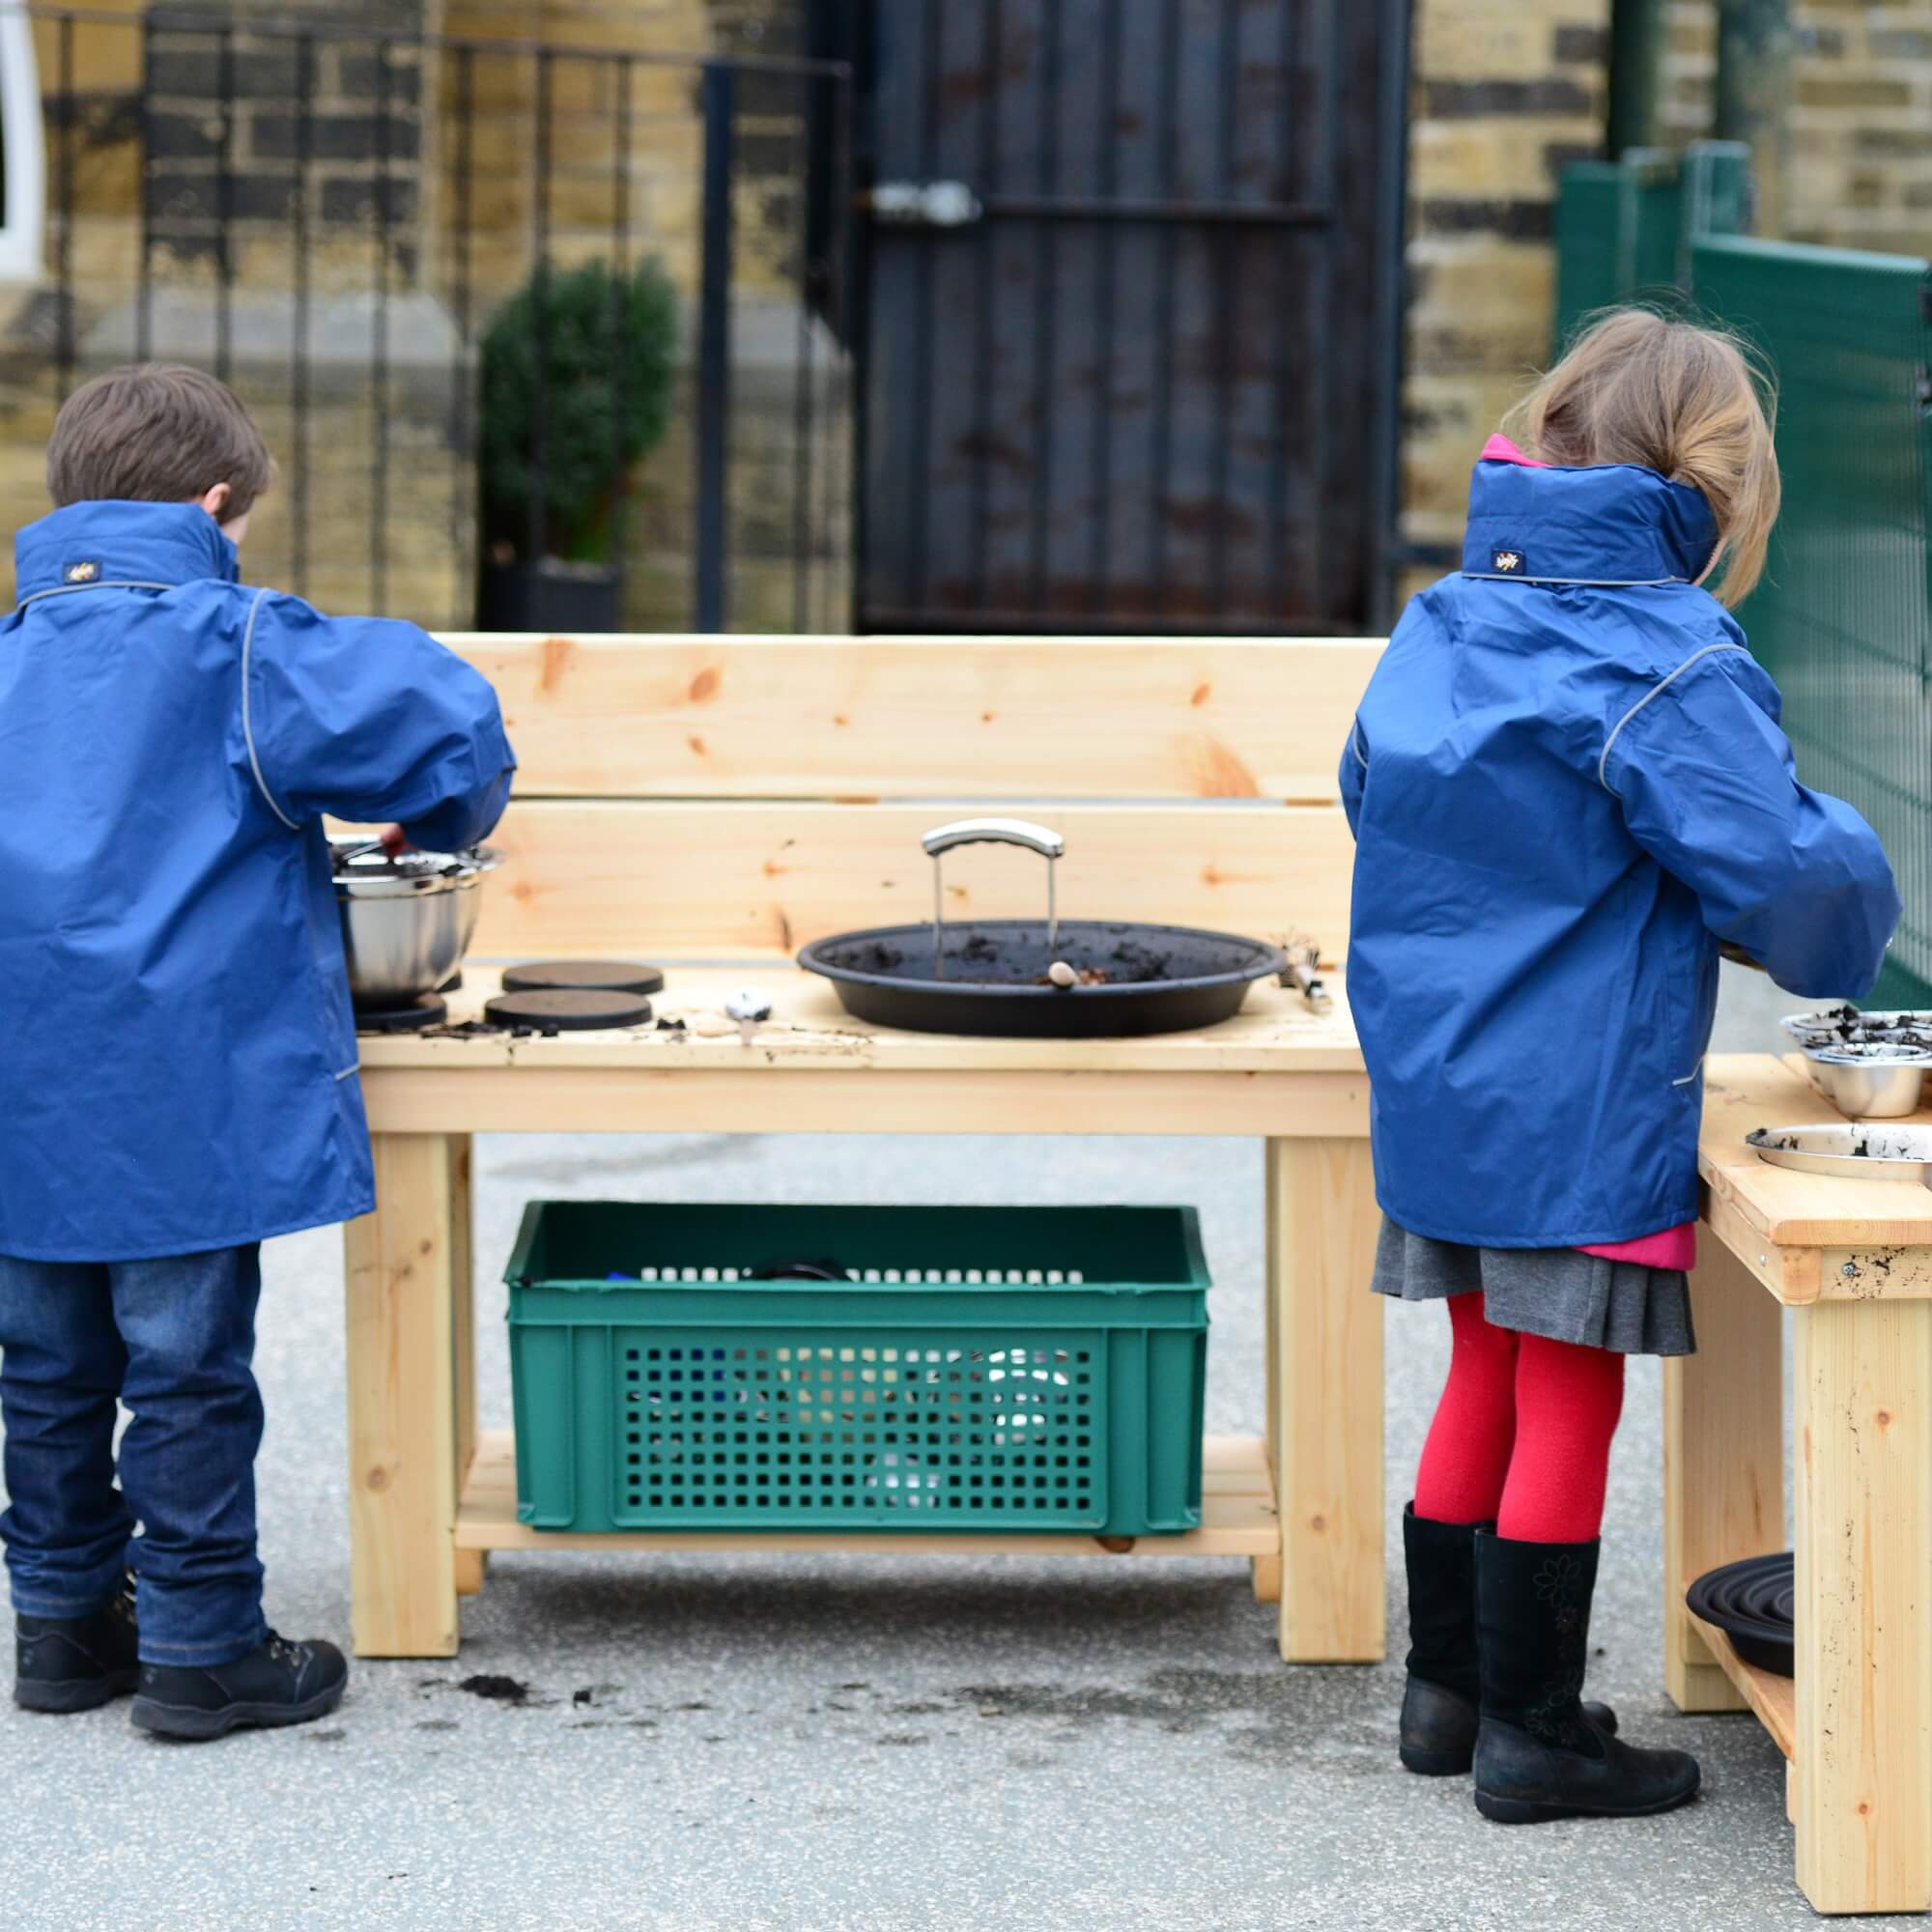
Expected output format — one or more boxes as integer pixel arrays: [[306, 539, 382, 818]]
[[810, 921, 1264, 988]]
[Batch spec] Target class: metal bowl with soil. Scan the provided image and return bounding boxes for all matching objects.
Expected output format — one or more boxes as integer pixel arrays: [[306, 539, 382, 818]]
[[1781, 1006, 1932, 1050], [797, 818, 1293, 1039], [1747, 1122, 1932, 1180]]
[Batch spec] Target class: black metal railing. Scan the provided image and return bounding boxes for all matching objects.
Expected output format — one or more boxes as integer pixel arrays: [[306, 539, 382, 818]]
[[16, 5, 855, 633]]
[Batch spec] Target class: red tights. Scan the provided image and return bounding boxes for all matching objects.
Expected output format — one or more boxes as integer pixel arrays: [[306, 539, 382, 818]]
[[1412, 1291, 1625, 1543]]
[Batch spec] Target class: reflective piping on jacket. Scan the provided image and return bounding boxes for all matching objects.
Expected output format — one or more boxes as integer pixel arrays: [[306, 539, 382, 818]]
[[1672, 1056, 1705, 1088], [240, 585, 299, 831], [1460, 571, 1690, 587], [334, 1064, 360, 1082], [1597, 641, 1750, 792], [1350, 721, 1369, 769], [14, 579, 176, 609]]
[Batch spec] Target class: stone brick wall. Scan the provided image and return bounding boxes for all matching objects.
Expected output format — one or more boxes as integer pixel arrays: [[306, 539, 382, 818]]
[[1661, 2, 1932, 253], [4, 1, 1644, 634], [1400, 0, 1612, 603], [0, 0, 842, 633]]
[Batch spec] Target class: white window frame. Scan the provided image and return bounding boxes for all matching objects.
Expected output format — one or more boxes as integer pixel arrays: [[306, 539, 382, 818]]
[[0, 13, 45, 284]]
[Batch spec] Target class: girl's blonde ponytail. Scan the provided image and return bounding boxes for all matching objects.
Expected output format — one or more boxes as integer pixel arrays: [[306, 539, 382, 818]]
[[1501, 307, 1780, 607]]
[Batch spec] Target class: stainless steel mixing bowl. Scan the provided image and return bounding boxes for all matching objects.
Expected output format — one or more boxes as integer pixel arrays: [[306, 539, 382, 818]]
[[1802, 1042, 1932, 1120], [329, 838, 503, 1009]]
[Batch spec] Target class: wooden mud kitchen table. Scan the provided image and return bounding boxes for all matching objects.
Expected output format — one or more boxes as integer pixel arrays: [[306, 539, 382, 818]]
[[1671, 1052, 1932, 1916], [339, 635, 1386, 1667]]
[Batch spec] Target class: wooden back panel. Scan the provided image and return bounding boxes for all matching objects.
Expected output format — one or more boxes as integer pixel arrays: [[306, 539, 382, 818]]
[[469, 801, 1356, 962], [443, 635, 1382, 804], [434, 635, 1381, 963]]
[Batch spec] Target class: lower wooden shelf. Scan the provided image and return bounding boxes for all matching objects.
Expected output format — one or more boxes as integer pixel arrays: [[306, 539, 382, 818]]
[[455, 1428, 1279, 1557], [1691, 1613, 1797, 1760]]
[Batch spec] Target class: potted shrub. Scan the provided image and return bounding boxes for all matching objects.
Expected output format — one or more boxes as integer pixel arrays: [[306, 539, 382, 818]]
[[476, 256, 679, 631]]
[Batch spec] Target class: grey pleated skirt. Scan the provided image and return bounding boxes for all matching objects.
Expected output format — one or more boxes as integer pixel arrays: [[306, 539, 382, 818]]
[[1371, 1216, 1696, 1357]]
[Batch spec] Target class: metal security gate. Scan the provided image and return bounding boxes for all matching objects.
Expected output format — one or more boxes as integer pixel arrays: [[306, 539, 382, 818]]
[[838, 0, 1408, 636]]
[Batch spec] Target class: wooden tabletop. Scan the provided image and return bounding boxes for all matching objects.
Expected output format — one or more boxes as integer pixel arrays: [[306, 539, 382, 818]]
[[353, 962, 1364, 1074], [1700, 1053, 1932, 1301]]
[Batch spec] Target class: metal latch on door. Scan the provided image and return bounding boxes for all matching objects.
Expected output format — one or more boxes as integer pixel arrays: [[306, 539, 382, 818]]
[[863, 181, 984, 228]]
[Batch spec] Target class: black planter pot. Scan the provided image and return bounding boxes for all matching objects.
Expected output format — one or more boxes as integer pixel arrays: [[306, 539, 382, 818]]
[[476, 557, 622, 632]]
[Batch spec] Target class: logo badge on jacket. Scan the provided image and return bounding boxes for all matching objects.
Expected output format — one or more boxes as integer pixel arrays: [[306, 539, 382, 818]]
[[1492, 549, 1524, 575], [64, 559, 99, 582]]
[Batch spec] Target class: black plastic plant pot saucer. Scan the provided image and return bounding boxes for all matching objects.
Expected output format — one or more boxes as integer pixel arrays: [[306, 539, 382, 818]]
[[1685, 1551, 1794, 1677], [797, 919, 1288, 1039]]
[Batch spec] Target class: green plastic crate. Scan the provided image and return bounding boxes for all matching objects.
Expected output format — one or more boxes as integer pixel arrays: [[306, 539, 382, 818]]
[[505, 1201, 1209, 1536]]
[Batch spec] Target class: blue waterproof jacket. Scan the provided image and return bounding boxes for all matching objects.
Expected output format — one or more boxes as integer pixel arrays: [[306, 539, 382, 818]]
[[0, 501, 515, 1261], [1343, 451, 1900, 1248]]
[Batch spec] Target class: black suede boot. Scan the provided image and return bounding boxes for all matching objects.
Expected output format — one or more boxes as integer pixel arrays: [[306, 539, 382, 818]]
[[14, 1574, 140, 1713], [130, 1632, 347, 1742], [1473, 1529, 1698, 1822], [1401, 1506, 1616, 1776]]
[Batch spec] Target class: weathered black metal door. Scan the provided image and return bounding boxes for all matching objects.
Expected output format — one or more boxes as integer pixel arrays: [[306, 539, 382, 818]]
[[849, 0, 1408, 635]]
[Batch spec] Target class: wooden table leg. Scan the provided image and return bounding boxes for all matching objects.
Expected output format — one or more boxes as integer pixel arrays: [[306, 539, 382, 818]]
[[1793, 1293, 1932, 1915], [446, 1135, 488, 1600], [1662, 1234, 1782, 1713], [1266, 1136, 1383, 1662], [342, 1132, 462, 1657], [1252, 1177, 1286, 1607], [1249, 1554, 1285, 1604]]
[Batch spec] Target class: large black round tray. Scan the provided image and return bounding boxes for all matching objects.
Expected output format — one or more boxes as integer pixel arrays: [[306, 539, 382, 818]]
[[797, 919, 1287, 1039], [1686, 1551, 1793, 1677]]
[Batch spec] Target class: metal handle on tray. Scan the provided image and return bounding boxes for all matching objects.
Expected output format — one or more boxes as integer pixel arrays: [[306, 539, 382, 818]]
[[920, 817, 1065, 979]]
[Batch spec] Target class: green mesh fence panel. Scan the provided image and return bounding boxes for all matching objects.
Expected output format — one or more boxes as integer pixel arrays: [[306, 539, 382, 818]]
[[1552, 145, 1747, 353], [1554, 157, 1681, 352], [1690, 237, 1932, 1006], [1554, 163, 1633, 347]]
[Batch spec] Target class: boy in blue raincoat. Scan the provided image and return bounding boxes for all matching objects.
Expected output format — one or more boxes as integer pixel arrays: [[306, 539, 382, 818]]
[[0, 364, 515, 1737]]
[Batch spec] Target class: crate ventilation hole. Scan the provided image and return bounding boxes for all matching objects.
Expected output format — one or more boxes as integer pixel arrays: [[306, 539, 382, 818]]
[[634, 1266, 1086, 1284], [620, 1339, 1096, 1519]]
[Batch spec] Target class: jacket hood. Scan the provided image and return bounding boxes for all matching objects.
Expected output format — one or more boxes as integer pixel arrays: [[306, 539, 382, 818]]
[[1461, 440, 1719, 587], [14, 500, 240, 602]]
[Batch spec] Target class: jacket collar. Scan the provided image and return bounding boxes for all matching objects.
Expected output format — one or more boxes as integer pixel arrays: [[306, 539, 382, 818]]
[[1461, 439, 1718, 586], [14, 500, 240, 603]]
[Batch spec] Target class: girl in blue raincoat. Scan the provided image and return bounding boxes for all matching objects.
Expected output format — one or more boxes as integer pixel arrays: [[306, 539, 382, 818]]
[[1344, 310, 1899, 1824], [0, 365, 515, 1737]]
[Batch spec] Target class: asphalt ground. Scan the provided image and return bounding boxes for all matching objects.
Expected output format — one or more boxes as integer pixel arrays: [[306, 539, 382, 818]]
[[4, 964, 1882, 1931]]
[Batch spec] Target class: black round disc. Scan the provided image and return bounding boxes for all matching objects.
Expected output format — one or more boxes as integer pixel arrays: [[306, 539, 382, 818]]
[[1685, 1551, 1793, 1678], [501, 959, 666, 997], [484, 988, 654, 1032], [355, 994, 448, 1034]]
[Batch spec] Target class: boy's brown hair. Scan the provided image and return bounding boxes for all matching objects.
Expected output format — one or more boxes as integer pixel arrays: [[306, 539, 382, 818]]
[[47, 362, 273, 523], [1502, 307, 1780, 607]]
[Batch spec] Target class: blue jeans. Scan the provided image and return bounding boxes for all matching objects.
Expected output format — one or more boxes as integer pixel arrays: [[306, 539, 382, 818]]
[[0, 1245, 267, 1665]]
